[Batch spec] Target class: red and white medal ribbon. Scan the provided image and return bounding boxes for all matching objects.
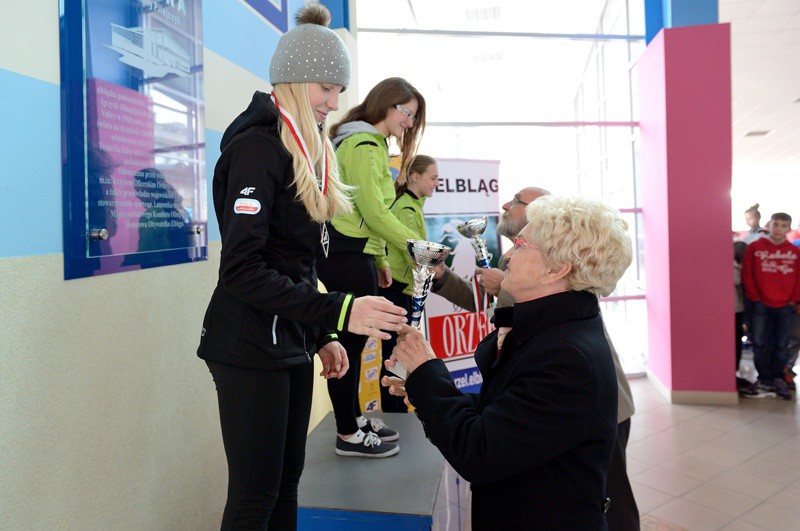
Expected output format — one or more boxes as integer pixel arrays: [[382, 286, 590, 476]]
[[473, 274, 486, 313], [271, 92, 330, 257], [270, 92, 328, 195], [472, 273, 493, 327]]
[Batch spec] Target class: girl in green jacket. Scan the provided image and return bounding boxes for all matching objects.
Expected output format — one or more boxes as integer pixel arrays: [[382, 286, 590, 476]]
[[380, 155, 439, 412], [317, 77, 426, 456]]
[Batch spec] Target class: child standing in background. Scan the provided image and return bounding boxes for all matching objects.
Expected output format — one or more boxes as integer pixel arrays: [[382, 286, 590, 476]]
[[741, 212, 800, 400], [380, 155, 439, 412]]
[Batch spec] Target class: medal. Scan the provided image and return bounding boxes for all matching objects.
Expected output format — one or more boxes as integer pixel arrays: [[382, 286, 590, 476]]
[[321, 223, 329, 258]]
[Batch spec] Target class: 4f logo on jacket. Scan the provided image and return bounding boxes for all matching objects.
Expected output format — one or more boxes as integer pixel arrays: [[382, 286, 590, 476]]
[[240, 187, 256, 195]]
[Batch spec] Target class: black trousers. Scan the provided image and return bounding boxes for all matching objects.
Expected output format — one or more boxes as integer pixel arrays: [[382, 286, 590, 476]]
[[377, 287, 413, 412], [317, 252, 378, 434], [605, 418, 640, 531], [207, 361, 313, 530], [736, 311, 744, 373]]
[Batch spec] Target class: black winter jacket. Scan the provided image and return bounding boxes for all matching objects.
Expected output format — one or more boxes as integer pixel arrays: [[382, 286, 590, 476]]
[[405, 290, 617, 530], [198, 92, 352, 370]]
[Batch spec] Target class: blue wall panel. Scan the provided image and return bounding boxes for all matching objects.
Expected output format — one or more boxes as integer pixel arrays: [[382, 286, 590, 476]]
[[0, 68, 62, 258], [204, 0, 281, 81], [320, 0, 349, 30], [205, 128, 223, 242], [298, 508, 432, 531], [644, 0, 664, 44], [664, 0, 718, 28], [2, 0, 329, 258], [203, 0, 307, 81], [645, 0, 719, 43]]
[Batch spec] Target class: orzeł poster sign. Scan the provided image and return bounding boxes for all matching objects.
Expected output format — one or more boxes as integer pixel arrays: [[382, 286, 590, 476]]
[[423, 158, 501, 394]]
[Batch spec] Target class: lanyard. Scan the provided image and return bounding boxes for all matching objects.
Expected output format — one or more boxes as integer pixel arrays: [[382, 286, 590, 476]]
[[270, 93, 328, 195], [271, 92, 330, 257]]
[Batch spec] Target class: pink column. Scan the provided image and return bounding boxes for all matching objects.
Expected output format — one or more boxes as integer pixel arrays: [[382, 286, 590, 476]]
[[639, 24, 737, 404]]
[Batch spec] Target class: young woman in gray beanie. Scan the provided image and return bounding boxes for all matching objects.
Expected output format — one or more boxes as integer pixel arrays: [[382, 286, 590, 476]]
[[197, 5, 407, 529], [317, 77, 427, 457]]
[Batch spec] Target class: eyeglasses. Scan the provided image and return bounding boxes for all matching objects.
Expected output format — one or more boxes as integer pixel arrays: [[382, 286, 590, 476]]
[[509, 196, 529, 207], [395, 104, 416, 123], [513, 236, 538, 252]]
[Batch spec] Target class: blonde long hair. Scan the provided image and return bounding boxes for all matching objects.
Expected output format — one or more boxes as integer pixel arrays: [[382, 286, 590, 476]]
[[273, 83, 352, 222]]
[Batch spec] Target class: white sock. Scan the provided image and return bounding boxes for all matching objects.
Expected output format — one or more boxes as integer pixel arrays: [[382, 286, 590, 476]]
[[343, 430, 365, 443], [356, 416, 367, 428]]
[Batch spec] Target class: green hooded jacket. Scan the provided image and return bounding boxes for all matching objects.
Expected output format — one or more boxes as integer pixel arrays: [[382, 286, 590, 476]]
[[330, 121, 417, 270], [387, 190, 427, 295]]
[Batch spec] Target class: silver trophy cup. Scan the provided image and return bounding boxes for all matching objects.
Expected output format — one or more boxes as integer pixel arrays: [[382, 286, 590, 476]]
[[456, 217, 492, 269], [388, 239, 451, 380]]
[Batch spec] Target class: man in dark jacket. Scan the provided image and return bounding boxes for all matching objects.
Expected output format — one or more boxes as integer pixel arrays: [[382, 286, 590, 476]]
[[384, 195, 633, 530]]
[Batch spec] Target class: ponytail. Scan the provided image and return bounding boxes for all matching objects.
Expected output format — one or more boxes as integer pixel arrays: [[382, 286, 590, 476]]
[[395, 154, 436, 199]]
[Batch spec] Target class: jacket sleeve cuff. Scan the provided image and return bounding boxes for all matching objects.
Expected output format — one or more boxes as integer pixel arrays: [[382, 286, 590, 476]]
[[337, 293, 355, 332], [318, 330, 339, 348], [431, 266, 450, 291], [375, 255, 389, 270], [405, 358, 450, 401]]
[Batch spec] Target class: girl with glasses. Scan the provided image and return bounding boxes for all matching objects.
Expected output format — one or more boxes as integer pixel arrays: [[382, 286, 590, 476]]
[[316, 77, 427, 456]]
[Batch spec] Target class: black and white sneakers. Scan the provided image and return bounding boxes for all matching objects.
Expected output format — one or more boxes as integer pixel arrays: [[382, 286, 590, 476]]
[[335, 430, 399, 458], [359, 417, 399, 442]]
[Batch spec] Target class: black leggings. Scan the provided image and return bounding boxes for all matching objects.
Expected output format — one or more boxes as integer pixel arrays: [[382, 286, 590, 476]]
[[316, 251, 378, 434], [377, 287, 413, 413], [207, 360, 314, 530]]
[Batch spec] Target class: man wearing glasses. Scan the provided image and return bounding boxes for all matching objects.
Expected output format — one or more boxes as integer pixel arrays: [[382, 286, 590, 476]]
[[431, 186, 549, 309], [430, 187, 640, 531]]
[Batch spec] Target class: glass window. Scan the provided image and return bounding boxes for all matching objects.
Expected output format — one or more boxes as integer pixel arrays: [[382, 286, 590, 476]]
[[354, 0, 646, 374], [356, 0, 613, 34], [356, 32, 603, 123], [602, 298, 648, 374]]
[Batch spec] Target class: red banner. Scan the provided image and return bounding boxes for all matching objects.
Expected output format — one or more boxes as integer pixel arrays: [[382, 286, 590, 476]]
[[428, 311, 493, 360]]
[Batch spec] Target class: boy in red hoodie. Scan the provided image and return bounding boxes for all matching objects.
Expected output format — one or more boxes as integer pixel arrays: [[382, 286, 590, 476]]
[[741, 212, 800, 399]]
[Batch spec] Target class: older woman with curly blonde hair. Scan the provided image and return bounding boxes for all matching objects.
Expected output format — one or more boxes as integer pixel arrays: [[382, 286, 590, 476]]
[[384, 195, 632, 530]]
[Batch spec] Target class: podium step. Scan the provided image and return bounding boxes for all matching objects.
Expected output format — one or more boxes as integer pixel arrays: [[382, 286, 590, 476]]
[[298, 412, 449, 530]]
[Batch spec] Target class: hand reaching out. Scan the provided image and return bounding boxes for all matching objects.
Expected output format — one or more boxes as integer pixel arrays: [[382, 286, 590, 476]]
[[347, 296, 407, 340]]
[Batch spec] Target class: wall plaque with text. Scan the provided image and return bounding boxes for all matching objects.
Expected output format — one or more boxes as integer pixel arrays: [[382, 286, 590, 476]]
[[61, 0, 206, 279]]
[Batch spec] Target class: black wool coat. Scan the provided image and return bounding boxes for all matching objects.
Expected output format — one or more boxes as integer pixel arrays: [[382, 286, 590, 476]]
[[405, 290, 618, 530]]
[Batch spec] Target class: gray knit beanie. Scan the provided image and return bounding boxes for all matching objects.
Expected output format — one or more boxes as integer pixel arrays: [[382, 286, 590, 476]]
[[269, 5, 351, 90]]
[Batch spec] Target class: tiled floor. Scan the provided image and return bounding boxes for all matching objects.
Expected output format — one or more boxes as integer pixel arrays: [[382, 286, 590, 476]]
[[628, 376, 800, 530]]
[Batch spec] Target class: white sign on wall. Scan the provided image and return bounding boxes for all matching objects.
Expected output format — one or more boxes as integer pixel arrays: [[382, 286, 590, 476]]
[[423, 158, 501, 393]]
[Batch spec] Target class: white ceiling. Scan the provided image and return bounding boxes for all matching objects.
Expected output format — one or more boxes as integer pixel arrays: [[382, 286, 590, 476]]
[[721, 0, 800, 178]]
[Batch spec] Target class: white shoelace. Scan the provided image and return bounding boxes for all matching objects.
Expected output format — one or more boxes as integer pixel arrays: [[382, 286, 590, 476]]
[[362, 431, 382, 447], [368, 418, 387, 431]]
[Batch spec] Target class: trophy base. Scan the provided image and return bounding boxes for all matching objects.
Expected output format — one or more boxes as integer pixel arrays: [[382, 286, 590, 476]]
[[388, 360, 408, 380]]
